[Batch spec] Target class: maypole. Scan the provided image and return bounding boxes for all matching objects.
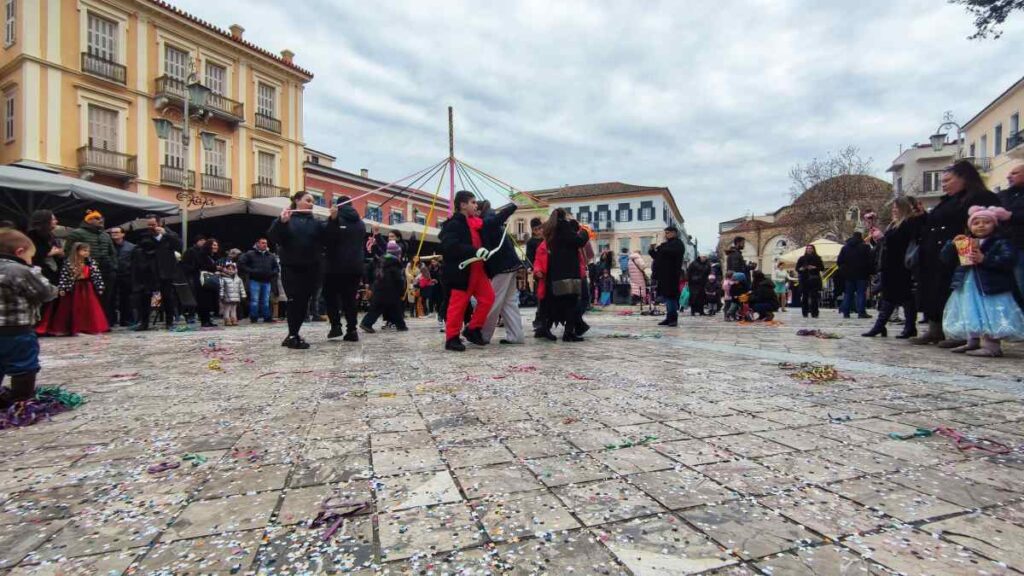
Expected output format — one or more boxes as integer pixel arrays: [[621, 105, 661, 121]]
[[448, 106, 456, 216]]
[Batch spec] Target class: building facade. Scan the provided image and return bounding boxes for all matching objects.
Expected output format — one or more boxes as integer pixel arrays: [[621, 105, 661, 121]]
[[304, 148, 443, 228], [963, 75, 1024, 193], [886, 142, 958, 210], [0, 0, 311, 209], [525, 182, 696, 267]]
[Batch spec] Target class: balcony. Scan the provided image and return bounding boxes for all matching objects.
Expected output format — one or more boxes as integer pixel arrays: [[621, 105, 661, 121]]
[[967, 156, 992, 172], [255, 113, 281, 134], [1008, 132, 1024, 157], [252, 182, 289, 198], [81, 52, 126, 85], [201, 173, 232, 196], [593, 219, 615, 232], [77, 146, 137, 180], [153, 76, 244, 124], [160, 164, 195, 189]]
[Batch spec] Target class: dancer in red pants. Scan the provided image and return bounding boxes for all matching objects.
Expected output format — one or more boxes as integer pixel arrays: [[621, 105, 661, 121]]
[[439, 190, 495, 351]]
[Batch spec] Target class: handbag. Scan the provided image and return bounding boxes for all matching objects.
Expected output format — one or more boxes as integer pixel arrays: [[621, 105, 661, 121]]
[[904, 240, 920, 270], [200, 271, 221, 291], [551, 278, 581, 297]]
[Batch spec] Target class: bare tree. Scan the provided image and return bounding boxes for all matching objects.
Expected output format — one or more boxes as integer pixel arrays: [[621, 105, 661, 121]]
[[784, 147, 890, 246], [949, 0, 1024, 39]]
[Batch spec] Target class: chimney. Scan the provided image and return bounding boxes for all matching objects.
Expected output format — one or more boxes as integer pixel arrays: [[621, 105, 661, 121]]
[[360, 168, 369, 178], [281, 49, 294, 64], [229, 24, 244, 40]]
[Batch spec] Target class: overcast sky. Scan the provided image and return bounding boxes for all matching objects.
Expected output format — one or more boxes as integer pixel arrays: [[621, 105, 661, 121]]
[[175, 0, 1023, 249]]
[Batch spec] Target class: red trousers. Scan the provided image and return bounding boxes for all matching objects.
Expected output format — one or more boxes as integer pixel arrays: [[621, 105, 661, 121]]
[[446, 263, 495, 340]]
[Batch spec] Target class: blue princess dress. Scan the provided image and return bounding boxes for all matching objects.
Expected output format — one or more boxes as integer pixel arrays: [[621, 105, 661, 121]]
[[942, 238, 1024, 341]]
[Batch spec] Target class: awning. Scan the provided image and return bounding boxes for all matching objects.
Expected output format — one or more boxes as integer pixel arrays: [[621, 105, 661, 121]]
[[0, 163, 179, 226], [777, 239, 843, 266]]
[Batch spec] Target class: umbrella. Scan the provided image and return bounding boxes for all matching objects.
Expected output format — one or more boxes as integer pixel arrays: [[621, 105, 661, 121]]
[[777, 239, 843, 267]]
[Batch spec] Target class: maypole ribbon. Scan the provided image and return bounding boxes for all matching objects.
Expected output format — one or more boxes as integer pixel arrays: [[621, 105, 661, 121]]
[[414, 165, 446, 265], [458, 220, 511, 270]]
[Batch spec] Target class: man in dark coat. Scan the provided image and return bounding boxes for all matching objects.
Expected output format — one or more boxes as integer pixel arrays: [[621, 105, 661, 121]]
[[999, 163, 1024, 292], [439, 190, 495, 351], [648, 225, 686, 326], [238, 238, 279, 323], [524, 217, 544, 329], [132, 215, 182, 331], [836, 231, 874, 318], [108, 226, 135, 327], [323, 196, 366, 341], [725, 236, 748, 275], [686, 255, 711, 316]]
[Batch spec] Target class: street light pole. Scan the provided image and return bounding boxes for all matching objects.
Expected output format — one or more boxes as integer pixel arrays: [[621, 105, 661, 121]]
[[929, 112, 965, 158]]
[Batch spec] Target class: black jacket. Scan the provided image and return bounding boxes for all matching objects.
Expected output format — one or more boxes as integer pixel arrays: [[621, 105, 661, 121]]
[[482, 204, 521, 277], [837, 236, 874, 280], [942, 237, 1021, 297], [138, 229, 182, 281], [878, 216, 924, 302], [525, 236, 542, 268], [268, 212, 325, 268], [998, 184, 1024, 250], [686, 258, 711, 287], [324, 205, 366, 276], [649, 237, 686, 299], [372, 255, 406, 304], [238, 248, 279, 282], [796, 253, 825, 291], [114, 241, 135, 279], [439, 213, 481, 291], [751, 279, 779, 310], [725, 247, 746, 274], [546, 219, 589, 284]]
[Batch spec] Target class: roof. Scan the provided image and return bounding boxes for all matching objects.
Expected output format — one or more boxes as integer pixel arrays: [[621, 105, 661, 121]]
[[147, 0, 313, 79], [528, 181, 669, 200], [304, 162, 437, 204], [304, 147, 337, 161], [963, 74, 1024, 130]]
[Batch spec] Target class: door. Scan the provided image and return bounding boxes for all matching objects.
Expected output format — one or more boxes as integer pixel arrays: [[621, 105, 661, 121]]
[[87, 105, 118, 151]]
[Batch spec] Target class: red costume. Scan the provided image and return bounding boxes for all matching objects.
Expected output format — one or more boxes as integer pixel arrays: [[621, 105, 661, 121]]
[[37, 260, 109, 336], [445, 216, 495, 340]]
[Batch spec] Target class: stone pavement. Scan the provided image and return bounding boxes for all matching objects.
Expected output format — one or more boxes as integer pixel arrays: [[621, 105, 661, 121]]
[[2, 307, 1023, 575]]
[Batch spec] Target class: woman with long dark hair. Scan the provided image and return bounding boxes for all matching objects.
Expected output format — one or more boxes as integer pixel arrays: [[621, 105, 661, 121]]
[[537, 208, 589, 341], [863, 196, 926, 338], [268, 191, 326, 349], [911, 160, 1001, 346], [795, 244, 824, 318], [26, 210, 63, 285], [195, 238, 221, 327]]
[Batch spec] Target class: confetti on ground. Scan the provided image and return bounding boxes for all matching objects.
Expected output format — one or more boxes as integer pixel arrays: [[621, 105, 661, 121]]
[[796, 328, 843, 339]]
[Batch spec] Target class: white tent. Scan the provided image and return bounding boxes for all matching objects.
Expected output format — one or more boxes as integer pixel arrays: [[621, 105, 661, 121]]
[[777, 239, 843, 267]]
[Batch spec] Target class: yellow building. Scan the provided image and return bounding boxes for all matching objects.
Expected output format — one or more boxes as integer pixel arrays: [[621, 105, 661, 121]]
[[963, 75, 1024, 192], [0, 0, 312, 208]]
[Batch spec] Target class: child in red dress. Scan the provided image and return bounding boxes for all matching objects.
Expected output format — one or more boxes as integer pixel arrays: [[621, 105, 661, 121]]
[[37, 243, 109, 336]]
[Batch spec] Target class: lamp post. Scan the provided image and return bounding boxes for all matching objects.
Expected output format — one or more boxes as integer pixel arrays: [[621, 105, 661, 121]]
[[929, 112, 965, 158], [153, 57, 213, 246]]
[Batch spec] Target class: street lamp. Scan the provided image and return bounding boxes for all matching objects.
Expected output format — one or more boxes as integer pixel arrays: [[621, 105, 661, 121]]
[[929, 113, 965, 158], [152, 58, 215, 246]]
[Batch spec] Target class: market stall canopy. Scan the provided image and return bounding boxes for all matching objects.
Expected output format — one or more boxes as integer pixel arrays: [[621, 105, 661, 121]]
[[777, 239, 843, 267], [0, 162, 178, 226]]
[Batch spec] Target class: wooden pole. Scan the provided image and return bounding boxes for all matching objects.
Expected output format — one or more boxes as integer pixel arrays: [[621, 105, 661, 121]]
[[448, 106, 455, 216]]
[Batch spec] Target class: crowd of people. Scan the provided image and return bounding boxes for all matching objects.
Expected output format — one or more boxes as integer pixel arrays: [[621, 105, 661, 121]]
[[1, 160, 1023, 406]]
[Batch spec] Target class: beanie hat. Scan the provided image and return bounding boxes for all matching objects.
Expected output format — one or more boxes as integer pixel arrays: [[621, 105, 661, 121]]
[[968, 205, 1011, 227], [386, 241, 402, 257], [84, 210, 103, 222]]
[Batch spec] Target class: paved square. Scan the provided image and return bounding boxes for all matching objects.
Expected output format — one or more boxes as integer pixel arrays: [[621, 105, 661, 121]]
[[2, 309, 1022, 573]]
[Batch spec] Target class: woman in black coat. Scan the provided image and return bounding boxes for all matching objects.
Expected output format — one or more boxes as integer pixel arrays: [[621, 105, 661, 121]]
[[268, 191, 326, 349], [686, 256, 711, 316], [863, 196, 926, 338], [911, 160, 1001, 346], [194, 238, 221, 327], [796, 245, 825, 318], [538, 209, 589, 342]]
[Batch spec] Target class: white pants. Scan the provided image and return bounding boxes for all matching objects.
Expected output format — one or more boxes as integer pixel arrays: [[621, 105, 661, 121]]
[[482, 272, 523, 343]]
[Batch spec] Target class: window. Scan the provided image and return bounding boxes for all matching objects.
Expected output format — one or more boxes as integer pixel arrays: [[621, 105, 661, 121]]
[[164, 45, 189, 81], [995, 124, 1003, 156], [415, 210, 427, 225], [389, 210, 404, 225], [366, 204, 381, 222], [205, 62, 226, 95], [3, 89, 13, 142], [638, 201, 654, 221], [4, 0, 15, 48], [896, 176, 903, 195], [257, 82, 276, 117], [639, 236, 653, 253], [257, 151, 275, 184], [597, 241, 609, 254], [576, 206, 591, 224], [515, 219, 525, 236], [1012, 113, 1020, 136], [86, 12, 117, 62], [616, 202, 632, 222], [619, 238, 631, 253], [596, 204, 610, 222], [163, 126, 183, 168], [980, 135, 988, 159], [205, 138, 226, 176], [923, 171, 942, 193], [969, 142, 976, 157], [87, 104, 118, 151], [309, 191, 325, 207]]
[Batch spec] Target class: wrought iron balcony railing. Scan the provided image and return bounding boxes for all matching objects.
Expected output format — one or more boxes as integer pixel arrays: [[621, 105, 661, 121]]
[[81, 52, 126, 85], [77, 146, 137, 179]]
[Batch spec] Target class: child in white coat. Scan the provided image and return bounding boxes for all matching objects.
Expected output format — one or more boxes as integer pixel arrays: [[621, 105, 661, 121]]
[[219, 262, 246, 326]]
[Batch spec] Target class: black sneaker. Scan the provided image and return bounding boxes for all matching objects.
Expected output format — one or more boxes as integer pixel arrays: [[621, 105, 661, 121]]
[[360, 324, 376, 334], [445, 337, 466, 351], [396, 326, 409, 332], [285, 335, 310, 350], [534, 330, 557, 341], [577, 321, 590, 335], [343, 331, 359, 342], [464, 328, 487, 346], [327, 325, 344, 339], [563, 333, 584, 342], [858, 313, 872, 319]]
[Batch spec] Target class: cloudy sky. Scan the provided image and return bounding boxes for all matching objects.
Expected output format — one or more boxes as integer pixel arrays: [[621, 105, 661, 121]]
[[175, 0, 1023, 249]]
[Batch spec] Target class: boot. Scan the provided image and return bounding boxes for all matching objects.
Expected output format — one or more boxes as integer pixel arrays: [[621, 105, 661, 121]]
[[10, 373, 37, 403], [909, 321, 943, 345], [327, 325, 344, 339], [862, 301, 891, 337], [445, 337, 466, 352], [896, 306, 918, 339], [938, 336, 968, 349], [463, 328, 487, 346]]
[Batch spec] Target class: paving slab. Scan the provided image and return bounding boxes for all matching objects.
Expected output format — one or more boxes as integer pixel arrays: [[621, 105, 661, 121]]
[[377, 501, 484, 561], [554, 478, 663, 526], [847, 526, 1012, 575], [680, 500, 821, 560], [597, 515, 738, 574], [474, 490, 580, 542]]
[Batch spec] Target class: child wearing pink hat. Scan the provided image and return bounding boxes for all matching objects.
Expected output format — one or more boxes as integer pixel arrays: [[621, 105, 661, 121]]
[[941, 206, 1024, 357]]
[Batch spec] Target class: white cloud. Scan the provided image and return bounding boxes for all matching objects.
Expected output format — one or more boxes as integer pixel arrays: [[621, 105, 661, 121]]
[[170, 0, 1024, 249]]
